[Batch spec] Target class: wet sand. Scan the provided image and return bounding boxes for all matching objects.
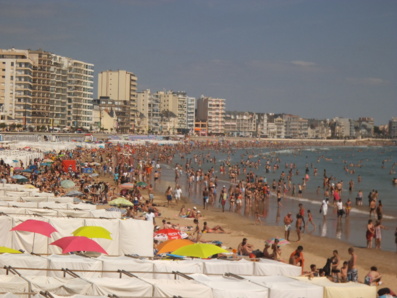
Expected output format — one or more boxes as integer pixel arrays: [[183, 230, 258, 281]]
[[147, 183, 397, 291]]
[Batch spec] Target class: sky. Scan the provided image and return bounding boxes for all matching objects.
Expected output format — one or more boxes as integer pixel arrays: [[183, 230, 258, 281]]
[[1, 0, 396, 125]]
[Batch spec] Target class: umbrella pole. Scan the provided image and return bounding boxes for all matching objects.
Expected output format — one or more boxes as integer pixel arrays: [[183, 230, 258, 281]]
[[32, 232, 36, 254]]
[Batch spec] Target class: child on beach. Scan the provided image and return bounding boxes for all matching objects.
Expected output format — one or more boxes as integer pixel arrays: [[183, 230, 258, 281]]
[[340, 261, 348, 283]]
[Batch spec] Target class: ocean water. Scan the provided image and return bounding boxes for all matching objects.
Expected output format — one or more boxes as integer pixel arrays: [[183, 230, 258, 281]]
[[160, 145, 397, 252]]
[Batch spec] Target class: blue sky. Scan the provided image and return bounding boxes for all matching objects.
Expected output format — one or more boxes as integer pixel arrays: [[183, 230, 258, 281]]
[[1, 0, 396, 124]]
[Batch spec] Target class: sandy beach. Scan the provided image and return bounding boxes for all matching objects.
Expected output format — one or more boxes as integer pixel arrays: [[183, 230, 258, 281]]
[[142, 189, 396, 291]]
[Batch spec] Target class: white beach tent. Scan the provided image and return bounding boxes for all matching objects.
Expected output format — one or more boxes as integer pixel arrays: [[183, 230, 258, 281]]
[[254, 258, 302, 276], [0, 275, 29, 295], [151, 259, 204, 279], [143, 278, 213, 298], [294, 276, 377, 298], [46, 255, 103, 279], [203, 259, 254, 275], [189, 273, 269, 298], [244, 275, 324, 298], [0, 254, 48, 276], [98, 256, 154, 278], [0, 215, 153, 256]]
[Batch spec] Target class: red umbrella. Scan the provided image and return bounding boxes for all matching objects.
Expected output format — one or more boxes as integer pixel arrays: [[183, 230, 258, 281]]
[[11, 219, 57, 253], [50, 236, 108, 254], [154, 228, 184, 241]]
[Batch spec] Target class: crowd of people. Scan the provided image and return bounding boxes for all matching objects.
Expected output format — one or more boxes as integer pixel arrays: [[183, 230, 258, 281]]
[[0, 138, 394, 292]]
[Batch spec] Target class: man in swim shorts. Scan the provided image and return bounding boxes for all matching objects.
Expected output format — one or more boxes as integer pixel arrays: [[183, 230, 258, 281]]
[[284, 212, 293, 241]]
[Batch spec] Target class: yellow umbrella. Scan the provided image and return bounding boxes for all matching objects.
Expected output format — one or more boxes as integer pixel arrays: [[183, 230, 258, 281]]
[[72, 226, 112, 240], [172, 243, 228, 258], [157, 239, 194, 255], [24, 184, 37, 189], [109, 197, 133, 207], [0, 246, 23, 254]]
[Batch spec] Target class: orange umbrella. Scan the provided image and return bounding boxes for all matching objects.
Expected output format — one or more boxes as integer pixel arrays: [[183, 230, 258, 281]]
[[156, 239, 194, 255]]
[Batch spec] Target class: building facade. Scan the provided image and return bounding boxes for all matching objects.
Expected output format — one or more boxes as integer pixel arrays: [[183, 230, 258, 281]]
[[196, 96, 226, 135], [0, 48, 94, 130], [98, 70, 137, 132], [0, 48, 32, 126]]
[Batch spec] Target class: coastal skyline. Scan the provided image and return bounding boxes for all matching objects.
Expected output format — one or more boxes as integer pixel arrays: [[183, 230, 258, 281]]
[[1, 0, 396, 125]]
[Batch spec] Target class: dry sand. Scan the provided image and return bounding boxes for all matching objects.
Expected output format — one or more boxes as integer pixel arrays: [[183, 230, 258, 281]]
[[145, 192, 397, 291]]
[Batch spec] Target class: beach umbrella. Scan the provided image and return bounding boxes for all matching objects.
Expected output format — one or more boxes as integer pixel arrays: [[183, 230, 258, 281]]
[[11, 175, 28, 181], [72, 226, 112, 240], [119, 183, 135, 189], [265, 238, 290, 246], [109, 197, 133, 207], [172, 243, 228, 259], [154, 228, 187, 241], [61, 180, 75, 189], [41, 162, 53, 167], [136, 181, 147, 187], [43, 159, 53, 163], [22, 169, 33, 173], [0, 246, 23, 254], [156, 239, 194, 255], [65, 190, 83, 197], [23, 184, 37, 189], [50, 236, 108, 254], [11, 219, 57, 253]]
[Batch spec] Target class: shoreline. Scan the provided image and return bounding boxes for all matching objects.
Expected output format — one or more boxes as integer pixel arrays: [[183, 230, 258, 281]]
[[146, 178, 397, 292], [158, 157, 397, 252]]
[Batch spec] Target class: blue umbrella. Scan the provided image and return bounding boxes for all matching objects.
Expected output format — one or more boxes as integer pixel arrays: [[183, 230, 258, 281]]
[[61, 180, 75, 189], [12, 175, 28, 180], [22, 169, 33, 173]]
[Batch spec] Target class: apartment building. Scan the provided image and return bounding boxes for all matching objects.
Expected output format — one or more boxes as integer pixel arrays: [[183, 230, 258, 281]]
[[196, 96, 226, 135], [0, 48, 94, 130], [0, 49, 32, 126], [93, 96, 130, 133], [67, 59, 94, 130], [98, 70, 137, 132], [224, 111, 256, 137], [255, 113, 268, 137], [389, 117, 397, 138], [186, 96, 195, 134], [136, 89, 161, 134], [157, 90, 192, 133]]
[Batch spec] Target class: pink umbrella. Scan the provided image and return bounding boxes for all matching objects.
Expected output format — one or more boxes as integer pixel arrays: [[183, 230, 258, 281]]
[[50, 236, 108, 254], [11, 219, 58, 253]]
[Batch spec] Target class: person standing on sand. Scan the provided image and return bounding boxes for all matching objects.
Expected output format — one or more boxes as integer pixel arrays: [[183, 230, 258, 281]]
[[376, 200, 383, 221], [307, 210, 315, 230], [202, 187, 209, 210], [296, 214, 303, 241], [219, 186, 227, 212], [320, 197, 329, 218], [347, 247, 358, 282], [192, 219, 201, 242], [366, 219, 375, 248], [369, 199, 376, 218], [284, 212, 293, 241], [174, 185, 182, 205], [374, 220, 385, 249], [165, 186, 173, 207]]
